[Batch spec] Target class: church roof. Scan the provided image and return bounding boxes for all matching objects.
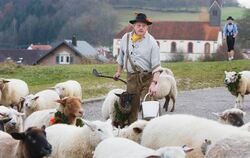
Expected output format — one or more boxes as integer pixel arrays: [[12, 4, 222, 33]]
[[115, 21, 220, 41]]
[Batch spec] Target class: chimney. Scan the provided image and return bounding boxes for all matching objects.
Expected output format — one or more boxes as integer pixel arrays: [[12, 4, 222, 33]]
[[72, 34, 77, 46]]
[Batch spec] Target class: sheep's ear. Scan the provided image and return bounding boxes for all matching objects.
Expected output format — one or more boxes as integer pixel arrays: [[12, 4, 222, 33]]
[[133, 127, 143, 134], [56, 98, 67, 106], [145, 153, 161, 158], [224, 71, 228, 74], [0, 117, 11, 123], [82, 120, 96, 131], [11, 132, 25, 140], [2, 79, 10, 83], [48, 87, 55, 90], [41, 125, 46, 130], [114, 93, 121, 97], [212, 112, 224, 118], [32, 96, 39, 101], [182, 145, 194, 153], [106, 119, 112, 125], [14, 111, 25, 116]]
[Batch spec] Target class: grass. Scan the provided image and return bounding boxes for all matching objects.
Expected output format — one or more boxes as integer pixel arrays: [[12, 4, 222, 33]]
[[116, 7, 246, 29], [1, 60, 250, 99]]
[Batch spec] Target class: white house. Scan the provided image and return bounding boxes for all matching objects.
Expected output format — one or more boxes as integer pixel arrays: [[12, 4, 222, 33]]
[[113, 0, 223, 61]]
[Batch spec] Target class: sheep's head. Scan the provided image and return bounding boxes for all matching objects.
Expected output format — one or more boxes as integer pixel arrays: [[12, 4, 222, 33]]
[[55, 85, 67, 99], [11, 126, 52, 158], [213, 108, 245, 127], [23, 95, 39, 110], [224, 71, 239, 85], [56, 97, 83, 124], [115, 92, 134, 114], [147, 145, 193, 158], [0, 106, 24, 130], [0, 78, 9, 91], [83, 119, 113, 147]]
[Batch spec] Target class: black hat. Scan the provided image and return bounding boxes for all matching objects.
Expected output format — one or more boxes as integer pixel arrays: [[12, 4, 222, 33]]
[[227, 16, 234, 21], [129, 13, 152, 25]]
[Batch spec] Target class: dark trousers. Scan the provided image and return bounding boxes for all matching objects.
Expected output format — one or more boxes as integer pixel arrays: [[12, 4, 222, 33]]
[[226, 36, 235, 52], [126, 72, 153, 124]]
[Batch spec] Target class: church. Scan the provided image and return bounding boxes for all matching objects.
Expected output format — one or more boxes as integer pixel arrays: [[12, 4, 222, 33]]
[[113, 0, 223, 61]]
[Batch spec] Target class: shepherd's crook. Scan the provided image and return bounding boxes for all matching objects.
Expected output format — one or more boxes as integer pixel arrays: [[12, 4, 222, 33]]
[[92, 69, 127, 84]]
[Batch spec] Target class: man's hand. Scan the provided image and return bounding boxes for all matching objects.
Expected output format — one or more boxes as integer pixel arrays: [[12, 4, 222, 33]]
[[148, 82, 157, 96], [113, 72, 121, 81]]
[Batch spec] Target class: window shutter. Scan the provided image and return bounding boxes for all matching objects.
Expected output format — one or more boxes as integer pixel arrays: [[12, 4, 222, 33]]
[[70, 56, 74, 64], [56, 55, 59, 64]]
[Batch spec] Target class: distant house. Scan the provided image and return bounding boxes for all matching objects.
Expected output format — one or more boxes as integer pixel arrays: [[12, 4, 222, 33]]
[[27, 44, 52, 50], [37, 39, 108, 65], [113, 0, 223, 61], [0, 49, 48, 65]]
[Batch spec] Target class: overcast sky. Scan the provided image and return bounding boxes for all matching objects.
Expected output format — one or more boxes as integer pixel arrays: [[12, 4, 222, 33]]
[[237, 0, 250, 8]]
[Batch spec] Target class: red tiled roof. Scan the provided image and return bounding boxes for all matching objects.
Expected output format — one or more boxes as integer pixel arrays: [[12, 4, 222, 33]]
[[115, 21, 220, 41]]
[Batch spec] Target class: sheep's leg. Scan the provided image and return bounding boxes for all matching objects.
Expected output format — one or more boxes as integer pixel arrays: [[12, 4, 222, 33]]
[[235, 94, 243, 110], [239, 95, 244, 110], [170, 96, 175, 112], [163, 96, 170, 111]]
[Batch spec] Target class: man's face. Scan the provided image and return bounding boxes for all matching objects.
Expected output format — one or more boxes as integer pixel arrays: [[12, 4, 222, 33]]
[[228, 19, 233, 24], [133, 22, 148, 36]]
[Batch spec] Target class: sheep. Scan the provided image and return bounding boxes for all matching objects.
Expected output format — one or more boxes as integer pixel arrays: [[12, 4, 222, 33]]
[[0, 106, 24, 133], [53, 80, 82, 100], [22, 89, 60, 118], [224, 71, 250, 109], [24, 97, 83, 130], [212, 108, 245, 127], [140, 114, 250, 158], [93, 137, 193, 158], [152, 69, 177, 112], [45, 119, 113, 158], [113, 119, 148, 143], [102, 88, 134, 128], [0, 126, 52, 158], [205, 133, 250, 158], [0, 78, 29, 111]]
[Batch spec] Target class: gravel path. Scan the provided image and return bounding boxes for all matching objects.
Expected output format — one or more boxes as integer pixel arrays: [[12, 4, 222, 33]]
[[83, 87, 250, 123]]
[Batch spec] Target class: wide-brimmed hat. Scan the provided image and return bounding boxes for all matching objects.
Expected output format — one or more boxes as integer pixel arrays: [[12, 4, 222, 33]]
[[227, 16, 234, 21], [129, 13, 152, 25]]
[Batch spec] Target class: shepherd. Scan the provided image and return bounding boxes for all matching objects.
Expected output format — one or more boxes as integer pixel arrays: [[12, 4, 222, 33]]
[[223, 16, 238, 61], [113, 13, 162, 125]]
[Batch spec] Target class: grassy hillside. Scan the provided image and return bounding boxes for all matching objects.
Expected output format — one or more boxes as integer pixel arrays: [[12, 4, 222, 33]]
[[1, 60, 250, 99], [116, 7, 246, 29]]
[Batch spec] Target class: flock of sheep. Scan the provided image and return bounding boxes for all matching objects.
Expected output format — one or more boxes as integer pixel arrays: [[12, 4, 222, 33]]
[[0, 68, 250, 158]]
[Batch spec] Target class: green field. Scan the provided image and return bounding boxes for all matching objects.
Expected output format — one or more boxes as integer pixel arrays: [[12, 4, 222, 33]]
[[116, 7, 246, 29], [1, 60, 250, 99]]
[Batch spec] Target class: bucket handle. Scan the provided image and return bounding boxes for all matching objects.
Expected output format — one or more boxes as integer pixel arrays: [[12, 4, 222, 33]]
[[143, 93, 153, 102]]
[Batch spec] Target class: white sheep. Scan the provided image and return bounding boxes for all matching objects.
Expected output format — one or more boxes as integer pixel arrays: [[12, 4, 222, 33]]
[[102, 88, 125, 120], [54, 80, 82, 100], [141, 114, 250, 158], [0, 78, 29, 111], [93, 137, 193, 158], [45, 120, 113, 158], [0, 126, 52, 158], [212, 108, 245, 127], [0, 106, 24, 133], [113, 119, 148, 143], [22, 89, 60, 117], [152, 69, 178, 112], [205, 133, 250, 158], [224, 71, 250, 109], [24, 109, 56, 130]]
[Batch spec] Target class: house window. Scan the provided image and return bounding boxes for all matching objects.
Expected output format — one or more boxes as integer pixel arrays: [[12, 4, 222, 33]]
[[212, 10, 218, 16], [188, 42, 193, 53], [171, 42, 177, 53], [56, 52, 71, 64], [205, 43, 210, 54]]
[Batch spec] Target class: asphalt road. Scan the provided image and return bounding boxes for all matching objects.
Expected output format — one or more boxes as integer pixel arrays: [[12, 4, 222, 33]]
[[83, 87, 250, 123]]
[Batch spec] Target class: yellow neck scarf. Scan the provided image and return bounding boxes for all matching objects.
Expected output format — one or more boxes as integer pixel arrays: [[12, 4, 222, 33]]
[[131, 33, 142, 43]]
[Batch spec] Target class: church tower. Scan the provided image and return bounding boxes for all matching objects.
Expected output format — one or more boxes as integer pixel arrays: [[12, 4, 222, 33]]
[[209, 0, 222, 26]]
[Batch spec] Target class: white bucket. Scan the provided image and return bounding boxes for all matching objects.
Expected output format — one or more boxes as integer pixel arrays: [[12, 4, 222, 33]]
[[142, 93, 160, 120]]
